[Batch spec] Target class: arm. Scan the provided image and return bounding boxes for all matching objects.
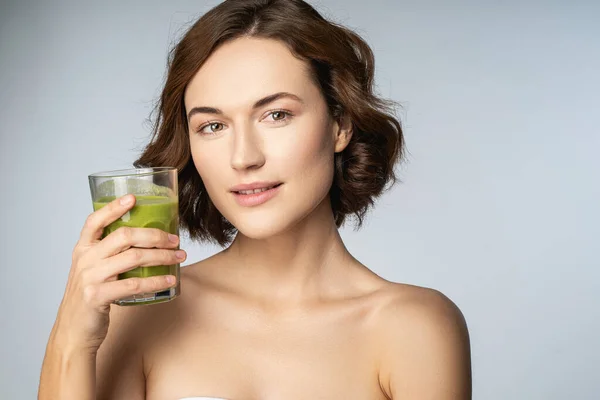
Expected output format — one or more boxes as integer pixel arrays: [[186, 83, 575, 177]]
[[37, 195, 180, 400], [379, 289, 472, 399], [39, 327, 97, 400], [39, 304, 146, 400]]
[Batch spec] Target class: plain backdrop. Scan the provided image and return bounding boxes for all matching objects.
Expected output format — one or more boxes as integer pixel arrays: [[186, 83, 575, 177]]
[[1, 0, 598, 398]]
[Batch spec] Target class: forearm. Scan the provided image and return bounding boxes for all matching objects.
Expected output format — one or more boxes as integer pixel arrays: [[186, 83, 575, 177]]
[[38, 329, 96, 400]]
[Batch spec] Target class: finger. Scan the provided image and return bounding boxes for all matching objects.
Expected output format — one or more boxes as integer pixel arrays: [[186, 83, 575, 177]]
[[92, 248, 186, 280], [84, 275, 177, 306], [91, 227, 180, 260], [79, 194, 136, 245]]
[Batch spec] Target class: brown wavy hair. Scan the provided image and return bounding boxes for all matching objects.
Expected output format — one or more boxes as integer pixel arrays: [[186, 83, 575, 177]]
[[134, 0, 404, 246]]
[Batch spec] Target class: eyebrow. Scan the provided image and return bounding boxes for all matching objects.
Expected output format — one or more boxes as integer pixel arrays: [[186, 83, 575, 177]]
[[187, 92, 304, 122]]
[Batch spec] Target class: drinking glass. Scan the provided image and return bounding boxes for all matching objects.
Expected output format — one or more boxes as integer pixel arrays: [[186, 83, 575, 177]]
[[88, 167, 180, 305]]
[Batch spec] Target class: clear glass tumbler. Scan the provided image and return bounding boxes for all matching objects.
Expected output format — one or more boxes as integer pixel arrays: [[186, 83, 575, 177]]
[[88, 167, 180, 305]]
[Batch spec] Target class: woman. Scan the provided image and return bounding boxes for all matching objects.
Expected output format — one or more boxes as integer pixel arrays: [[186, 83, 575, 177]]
[[39, 0, 471, 399]]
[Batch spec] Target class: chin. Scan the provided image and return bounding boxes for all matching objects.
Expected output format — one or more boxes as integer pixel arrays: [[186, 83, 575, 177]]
[[228, 210, 299, 240], [210, 184, 332, 241]]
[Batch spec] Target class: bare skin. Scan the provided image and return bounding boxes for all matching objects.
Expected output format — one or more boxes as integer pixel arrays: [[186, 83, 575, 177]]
[[97, 197, 471, 400], [40, 36, 471, 399]]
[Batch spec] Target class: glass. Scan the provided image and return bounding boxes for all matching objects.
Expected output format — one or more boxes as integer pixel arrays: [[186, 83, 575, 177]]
[[88, 167, 180, 306]]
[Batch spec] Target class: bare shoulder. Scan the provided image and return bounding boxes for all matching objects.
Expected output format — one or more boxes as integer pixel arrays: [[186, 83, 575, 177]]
[[369, 282, 470, 356], [95, 258, 220, 399], [371, 282, 472, 399], [98, 292, 181, 365], [96, 300, 159, 399], [96, 256, 224, 383], [373, 282, 468, 333]]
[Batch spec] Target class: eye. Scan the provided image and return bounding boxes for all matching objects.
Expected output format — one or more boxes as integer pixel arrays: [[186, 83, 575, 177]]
[[271, 111, 287, 121], [264, 110, 292, 123], [197, 122, 225, 135]]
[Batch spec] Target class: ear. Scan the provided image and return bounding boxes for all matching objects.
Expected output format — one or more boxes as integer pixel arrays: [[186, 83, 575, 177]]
[[333, 113, 353, 153]]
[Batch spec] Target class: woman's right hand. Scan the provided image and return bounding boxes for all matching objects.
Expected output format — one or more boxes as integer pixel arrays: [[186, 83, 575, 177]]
[[52, 194, 185, 353]]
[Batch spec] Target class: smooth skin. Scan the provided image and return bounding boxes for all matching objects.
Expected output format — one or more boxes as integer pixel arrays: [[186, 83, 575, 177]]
[[39, 37, 471, 400]]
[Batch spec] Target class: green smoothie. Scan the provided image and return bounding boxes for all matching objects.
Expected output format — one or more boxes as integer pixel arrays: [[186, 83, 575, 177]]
[[92, 195, 179, 280]]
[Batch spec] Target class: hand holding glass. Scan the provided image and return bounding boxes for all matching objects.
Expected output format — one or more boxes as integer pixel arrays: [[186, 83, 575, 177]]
[[88, 167, 180, 305]]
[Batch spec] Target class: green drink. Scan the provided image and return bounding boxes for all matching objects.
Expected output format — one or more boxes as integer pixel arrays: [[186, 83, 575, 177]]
[[88, 167, 180, 306], [92, 195, 179, 280]]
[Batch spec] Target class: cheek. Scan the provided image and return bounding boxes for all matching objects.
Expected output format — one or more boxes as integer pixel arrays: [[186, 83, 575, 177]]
[[272, 120, 335, 185], [190, 143, 226, 192]]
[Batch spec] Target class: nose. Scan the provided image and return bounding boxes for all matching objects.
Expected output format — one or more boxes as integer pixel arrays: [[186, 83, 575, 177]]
[[230, 123, 265, 171]]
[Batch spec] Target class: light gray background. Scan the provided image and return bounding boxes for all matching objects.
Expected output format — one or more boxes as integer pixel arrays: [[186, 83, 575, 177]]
[[1, 0, 598, 398]]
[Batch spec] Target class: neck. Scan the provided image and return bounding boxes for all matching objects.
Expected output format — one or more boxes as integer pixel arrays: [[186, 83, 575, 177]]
[[224, 198, 353, 304]]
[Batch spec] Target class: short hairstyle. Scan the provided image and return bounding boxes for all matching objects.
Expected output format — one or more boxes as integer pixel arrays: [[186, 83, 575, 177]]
[[134, 0, 404, 246]]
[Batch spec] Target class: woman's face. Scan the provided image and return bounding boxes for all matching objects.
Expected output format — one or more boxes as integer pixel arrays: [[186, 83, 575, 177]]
[[184, 37, 350, 239]]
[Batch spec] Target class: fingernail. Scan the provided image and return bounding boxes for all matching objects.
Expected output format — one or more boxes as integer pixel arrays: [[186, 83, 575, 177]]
[[120, 195, 134, 206], [168, 234, 179, 243], [166, 276, 176, 285], [175, 250, 186, 260]]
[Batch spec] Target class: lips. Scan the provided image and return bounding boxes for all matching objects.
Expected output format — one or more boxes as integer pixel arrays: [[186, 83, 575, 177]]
[[230, 182, 283, 207], [230, 181, 282, 193], [236, 184, 279, 195]]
